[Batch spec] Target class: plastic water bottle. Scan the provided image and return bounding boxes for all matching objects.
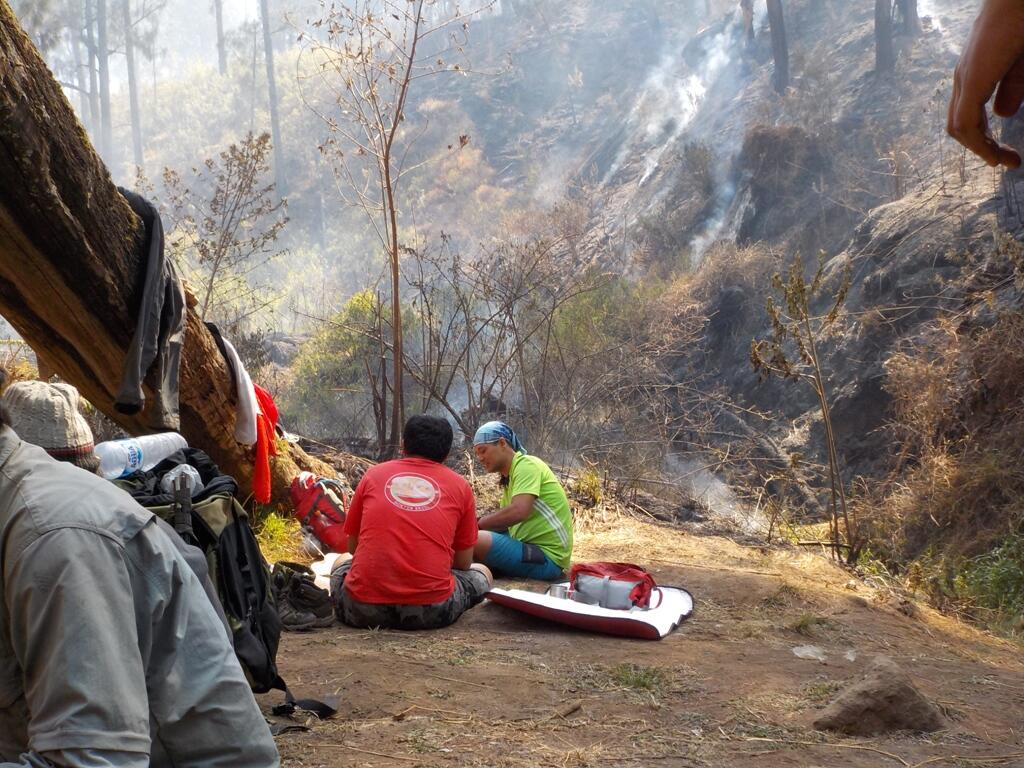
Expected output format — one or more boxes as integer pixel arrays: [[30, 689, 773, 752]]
[[95, 432, 188, 480]]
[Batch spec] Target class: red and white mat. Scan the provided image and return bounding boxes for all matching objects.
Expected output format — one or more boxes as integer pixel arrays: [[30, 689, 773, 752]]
[[486, 583, 693, 640]]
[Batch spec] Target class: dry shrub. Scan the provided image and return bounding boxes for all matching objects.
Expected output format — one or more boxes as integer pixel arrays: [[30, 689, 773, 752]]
[[735, 125, 832, 241], [863, 309, 1024, 613], [872, 449, 1024, 564], [635, 141, 720, 276], [690, 242, 781, 299], [0, 342, 38, 388], [970, 311, 1024, 416], [682, 140, 716, 200], [883, 322, 961, 454], [738, 125, 829, 191], [687, 242, 782, 340]]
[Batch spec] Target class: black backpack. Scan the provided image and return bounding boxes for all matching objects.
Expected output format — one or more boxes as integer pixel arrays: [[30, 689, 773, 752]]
[[116, 448, 335, 716]]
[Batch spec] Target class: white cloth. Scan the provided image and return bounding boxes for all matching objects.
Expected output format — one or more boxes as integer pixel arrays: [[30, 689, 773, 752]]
[[220, 336, 258, 445]]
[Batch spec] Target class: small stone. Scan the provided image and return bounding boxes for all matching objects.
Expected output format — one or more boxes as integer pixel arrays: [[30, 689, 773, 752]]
[[813, 656, 945, 735], [792, 644, 828, 662], [897, 599, 918, 618]]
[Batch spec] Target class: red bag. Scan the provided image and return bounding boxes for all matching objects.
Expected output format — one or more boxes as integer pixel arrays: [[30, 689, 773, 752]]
[[568, 562, 659, 609], [290, 472, 348, 553]]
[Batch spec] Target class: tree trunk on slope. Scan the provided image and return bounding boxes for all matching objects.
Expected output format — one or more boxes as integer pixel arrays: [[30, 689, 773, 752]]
[[740, 0, 755, 46], [875, 0, 896, 73], [897, 0, 920, 37], [84, 0, 100, 132], [122, 0, 144, 168], [258, 0, 286, 195], [0, 0, 328, 503], [765, 0, 788, 93], [96, 0, 112, 160], [71, 1, 90, 129], [213, 0, 226, 75]]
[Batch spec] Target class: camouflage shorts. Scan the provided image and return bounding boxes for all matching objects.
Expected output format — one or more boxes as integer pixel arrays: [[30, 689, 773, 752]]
[[331, 561, 489, 630]]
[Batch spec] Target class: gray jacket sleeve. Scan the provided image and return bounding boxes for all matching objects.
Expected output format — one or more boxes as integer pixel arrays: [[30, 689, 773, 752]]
[[4, 528, 152, 766], [0, 748, 147, 767], [151, 515, 230, 636]]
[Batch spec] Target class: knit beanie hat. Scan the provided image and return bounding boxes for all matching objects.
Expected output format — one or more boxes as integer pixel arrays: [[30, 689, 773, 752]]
[[1, 380, 100, 472]]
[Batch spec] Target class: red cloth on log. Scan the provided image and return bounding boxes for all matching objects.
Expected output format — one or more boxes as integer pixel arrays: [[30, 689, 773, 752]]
[[253, 385, 279, 504]]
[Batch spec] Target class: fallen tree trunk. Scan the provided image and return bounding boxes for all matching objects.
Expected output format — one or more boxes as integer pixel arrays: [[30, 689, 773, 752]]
[[0, 2, 329, 504]]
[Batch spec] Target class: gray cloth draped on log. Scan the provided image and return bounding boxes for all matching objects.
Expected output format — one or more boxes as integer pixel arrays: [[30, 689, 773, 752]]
[[114, 188, 185, 430]]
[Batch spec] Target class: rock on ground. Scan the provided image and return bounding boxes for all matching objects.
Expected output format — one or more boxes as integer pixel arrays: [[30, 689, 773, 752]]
[[813, 655, 946, 735]]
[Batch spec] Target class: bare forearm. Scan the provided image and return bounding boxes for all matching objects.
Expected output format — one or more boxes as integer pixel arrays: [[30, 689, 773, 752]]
[[453, 547, 473, 570], [478, 503, 531, 530]]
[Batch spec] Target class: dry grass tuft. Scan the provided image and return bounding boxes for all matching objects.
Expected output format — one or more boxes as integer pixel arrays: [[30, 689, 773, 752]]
[[789, 613, 832, 637], [689, 242, 783, 328], [760, 582, 803, 610], [860, 291, 1024, 625], [870, 312, 1024, 560]]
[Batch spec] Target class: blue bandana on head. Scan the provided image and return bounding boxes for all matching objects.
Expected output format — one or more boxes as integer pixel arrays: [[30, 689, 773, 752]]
[[472, 421, 526, 454]]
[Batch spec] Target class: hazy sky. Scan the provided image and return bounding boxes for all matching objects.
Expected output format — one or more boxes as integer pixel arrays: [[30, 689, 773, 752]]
[[147, 0, 293, 82]]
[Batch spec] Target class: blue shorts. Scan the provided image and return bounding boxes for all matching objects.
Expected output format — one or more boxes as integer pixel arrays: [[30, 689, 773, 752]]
[[484, 532, 564, 581]]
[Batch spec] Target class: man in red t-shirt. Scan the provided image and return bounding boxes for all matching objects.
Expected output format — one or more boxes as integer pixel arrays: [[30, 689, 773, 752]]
[[330, 415, 493, 629]]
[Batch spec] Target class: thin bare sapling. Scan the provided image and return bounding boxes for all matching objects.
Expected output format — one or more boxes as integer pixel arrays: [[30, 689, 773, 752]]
[[162, 131, 288, 332], [750, 253, 860, 563], [300, 0, 491, 456]]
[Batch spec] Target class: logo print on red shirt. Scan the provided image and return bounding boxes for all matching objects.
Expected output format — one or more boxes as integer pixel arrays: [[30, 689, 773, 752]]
[[385, 473, 441, 512]]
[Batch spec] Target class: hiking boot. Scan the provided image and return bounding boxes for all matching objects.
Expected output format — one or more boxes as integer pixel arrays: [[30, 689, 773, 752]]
[[272, 562, 334, 630], [275, 591, 320, 631], [288, 577, 334, 628], [272, 565, 318, 631]]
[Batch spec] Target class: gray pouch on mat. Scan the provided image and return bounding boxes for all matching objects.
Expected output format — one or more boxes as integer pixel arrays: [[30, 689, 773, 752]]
[[571, 574, 641, 610]]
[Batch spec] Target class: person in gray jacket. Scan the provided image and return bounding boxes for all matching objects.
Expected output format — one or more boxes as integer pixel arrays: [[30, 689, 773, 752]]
[[0, 399, 279, 766]]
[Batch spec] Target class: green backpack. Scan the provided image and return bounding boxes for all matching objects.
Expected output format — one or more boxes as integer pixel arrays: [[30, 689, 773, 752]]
[[116, 448, 336, 717], [145, 488, 285, 694]]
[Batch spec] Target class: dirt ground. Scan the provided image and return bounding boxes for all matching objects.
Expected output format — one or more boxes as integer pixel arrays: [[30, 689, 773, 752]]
[[259, 510, 1024, 767]]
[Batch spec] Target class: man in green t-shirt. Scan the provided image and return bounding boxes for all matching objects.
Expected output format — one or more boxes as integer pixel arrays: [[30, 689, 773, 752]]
[[472, 421, 573, 580]]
